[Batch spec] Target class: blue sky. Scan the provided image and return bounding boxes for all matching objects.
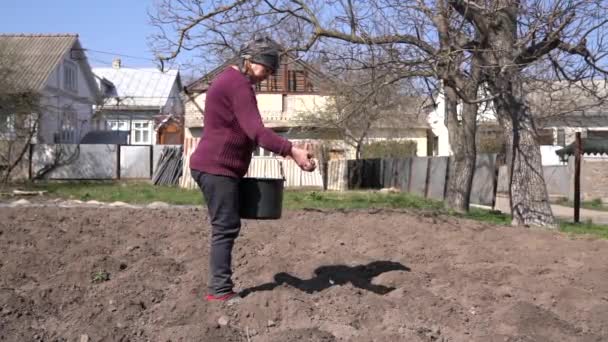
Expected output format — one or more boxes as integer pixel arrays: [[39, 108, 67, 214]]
[[0, 0, 171, 68]]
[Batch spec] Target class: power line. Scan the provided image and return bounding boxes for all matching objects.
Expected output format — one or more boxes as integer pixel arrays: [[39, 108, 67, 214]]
[[82, 48, 157, 62], [83, 48, 182, 71], [88, 57, 181, 75]]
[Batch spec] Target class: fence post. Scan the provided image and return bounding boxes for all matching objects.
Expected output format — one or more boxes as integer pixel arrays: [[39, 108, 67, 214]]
[[491, 154, 500, 210], [407, 158, 413, 193], [424, 157, 432, 198], [149, 145, 154, 179], [117, 144, 121, 180], [443, 156, 451, 200], [28, 143, 33, 180], [574, 132, 582, 223]]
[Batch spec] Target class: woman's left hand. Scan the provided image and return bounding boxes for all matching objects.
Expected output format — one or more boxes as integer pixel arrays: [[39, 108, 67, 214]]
[[291, 146, 317, 172]]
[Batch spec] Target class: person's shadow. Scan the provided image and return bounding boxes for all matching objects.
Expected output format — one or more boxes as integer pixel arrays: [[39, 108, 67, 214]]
[[241, 260, 410, 297]]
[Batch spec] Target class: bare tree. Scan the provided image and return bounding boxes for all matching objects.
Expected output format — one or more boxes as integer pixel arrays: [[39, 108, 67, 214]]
[[0, 48, 40, 186], [446, 1, 608, 226], [298, 46, 410, 160], [148, 0, 482, 214], [150, 0, 608, 226]]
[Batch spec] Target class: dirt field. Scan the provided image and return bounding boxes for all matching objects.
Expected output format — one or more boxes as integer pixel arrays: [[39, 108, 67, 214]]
[[1, 204, 608, 341]]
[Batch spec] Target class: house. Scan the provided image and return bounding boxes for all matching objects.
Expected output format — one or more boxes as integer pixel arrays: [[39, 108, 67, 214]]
[[427, 82, 608, 165], [531, 81, 608, 163], [427, 90, 503, 157], [183, 45, 433, 160], [0, 34, 101, 144], [92, 60, 184, 145]]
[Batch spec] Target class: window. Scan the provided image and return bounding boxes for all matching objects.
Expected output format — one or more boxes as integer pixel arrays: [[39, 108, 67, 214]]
[[56, 110, 76, 143], [0, 113, 16, 140], [557, 129, 566, 146], [287, 70, 314, 92], [288, 71, 299, 92], [63, 61, 78, 92], [132, 121, 152, 144], [107, 120, 129, 131]]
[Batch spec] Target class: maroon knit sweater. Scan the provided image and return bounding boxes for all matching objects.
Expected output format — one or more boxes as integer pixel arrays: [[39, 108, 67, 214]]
[[189, 67, 293, 178]]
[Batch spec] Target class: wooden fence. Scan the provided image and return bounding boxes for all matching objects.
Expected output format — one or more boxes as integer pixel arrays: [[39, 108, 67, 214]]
[[180, 137, 323, 190]]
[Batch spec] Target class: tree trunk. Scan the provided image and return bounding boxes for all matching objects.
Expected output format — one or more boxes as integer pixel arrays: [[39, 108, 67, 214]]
[[494, 88, 556, 228], [444, 86, 477, 213], [482, 3, 556, 228], [446, 150, 476, 212]]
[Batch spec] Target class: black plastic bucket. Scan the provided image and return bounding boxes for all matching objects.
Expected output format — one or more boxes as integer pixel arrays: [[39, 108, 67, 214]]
[[239, 177, 284, 219]]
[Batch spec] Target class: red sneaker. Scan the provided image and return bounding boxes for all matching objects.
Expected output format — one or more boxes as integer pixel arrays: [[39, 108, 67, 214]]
[[205, 292, 239, 302]]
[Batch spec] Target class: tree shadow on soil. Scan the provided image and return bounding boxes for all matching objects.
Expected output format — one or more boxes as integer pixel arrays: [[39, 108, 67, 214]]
[[241, 260, 410, 297]]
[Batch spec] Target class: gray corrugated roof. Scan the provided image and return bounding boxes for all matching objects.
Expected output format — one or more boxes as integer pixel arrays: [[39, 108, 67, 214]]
[[556, 138, 608, 156], [80, 130, 130, 144], [93, 67, 180, 108], [0, 34, 78, 92]]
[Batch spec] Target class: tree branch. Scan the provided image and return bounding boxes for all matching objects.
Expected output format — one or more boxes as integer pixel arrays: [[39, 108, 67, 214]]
[[156, 0, 250, 64]]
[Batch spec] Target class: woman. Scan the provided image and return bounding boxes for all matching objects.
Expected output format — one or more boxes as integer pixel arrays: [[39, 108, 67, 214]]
[[190, 37, 316, 301]]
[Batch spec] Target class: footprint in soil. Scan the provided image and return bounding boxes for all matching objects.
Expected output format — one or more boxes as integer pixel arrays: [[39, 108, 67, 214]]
[[241, 260, 410, 297]]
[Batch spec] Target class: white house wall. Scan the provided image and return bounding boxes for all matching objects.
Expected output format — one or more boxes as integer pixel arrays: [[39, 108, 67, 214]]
[[36, 94, 94, 143], [427, 92, 451, 156], [184, 92, 205, 138], [37, 50, 97, 143], [257, 94, 283, 113], [427, 90, 498, 157], [292, 94, 328, 113]]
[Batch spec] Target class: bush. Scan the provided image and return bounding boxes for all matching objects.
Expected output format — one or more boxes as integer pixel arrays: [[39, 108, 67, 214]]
[[477, 135, 505, 154], [361, 140, 418, 159]]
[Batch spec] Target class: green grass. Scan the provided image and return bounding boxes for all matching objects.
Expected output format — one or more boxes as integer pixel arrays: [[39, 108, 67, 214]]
[[554, 197, 608, 212], [18, 181, 608, 239], [462, 208, 511, 225], [27, 181, 202, 205], [284, 190, 445, 211], [559, 220, 608, 239]]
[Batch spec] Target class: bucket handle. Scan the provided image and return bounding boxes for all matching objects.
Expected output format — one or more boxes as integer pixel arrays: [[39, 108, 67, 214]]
[[279, 159, 286, 181]]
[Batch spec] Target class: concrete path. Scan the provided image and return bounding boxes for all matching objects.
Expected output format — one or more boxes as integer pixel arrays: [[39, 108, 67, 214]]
[[494, 195, 608, 224]]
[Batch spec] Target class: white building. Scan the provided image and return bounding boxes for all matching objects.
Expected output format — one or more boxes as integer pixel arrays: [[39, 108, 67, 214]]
[[0, 34, 101, 143], [426, 84, 608, 165], [93, 61, 183, 145]]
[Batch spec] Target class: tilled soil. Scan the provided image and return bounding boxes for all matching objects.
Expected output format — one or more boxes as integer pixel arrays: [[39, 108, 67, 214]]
[[1, 205, 607, 341]]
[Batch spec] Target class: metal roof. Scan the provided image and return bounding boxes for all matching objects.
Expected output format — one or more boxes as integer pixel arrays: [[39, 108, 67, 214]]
[[80, 130, 129, 144], [0, 34, 78, 92], [556, 138, 608, 156], [93, 67, 180, 108]]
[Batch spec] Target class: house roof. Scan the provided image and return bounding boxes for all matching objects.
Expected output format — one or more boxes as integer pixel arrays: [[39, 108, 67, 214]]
[[93, 67, 181, 108], [528, 80, 608, 128], [0, 34, 86, 92], [185, 52, 334, 94], [80, 130, 129, 144], [556, 138, 608, 157], [537, 113, 608, 128]]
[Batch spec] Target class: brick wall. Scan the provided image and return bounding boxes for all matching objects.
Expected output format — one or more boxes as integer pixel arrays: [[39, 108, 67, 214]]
[[580, 159, 608, 201]]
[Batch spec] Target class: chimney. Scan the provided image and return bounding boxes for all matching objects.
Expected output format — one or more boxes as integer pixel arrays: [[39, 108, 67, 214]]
[[112, 57, 121, 69]]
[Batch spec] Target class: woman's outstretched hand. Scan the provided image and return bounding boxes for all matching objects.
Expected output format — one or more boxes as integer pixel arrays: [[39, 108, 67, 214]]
[[291, 146, 316, 172]]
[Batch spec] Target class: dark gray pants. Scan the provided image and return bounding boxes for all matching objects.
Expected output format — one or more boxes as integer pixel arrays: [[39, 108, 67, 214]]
[[191, 169, 241, 296]]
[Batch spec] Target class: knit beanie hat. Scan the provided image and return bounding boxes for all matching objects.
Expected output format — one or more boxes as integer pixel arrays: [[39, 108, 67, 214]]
[[239, 36, 281, 74]]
